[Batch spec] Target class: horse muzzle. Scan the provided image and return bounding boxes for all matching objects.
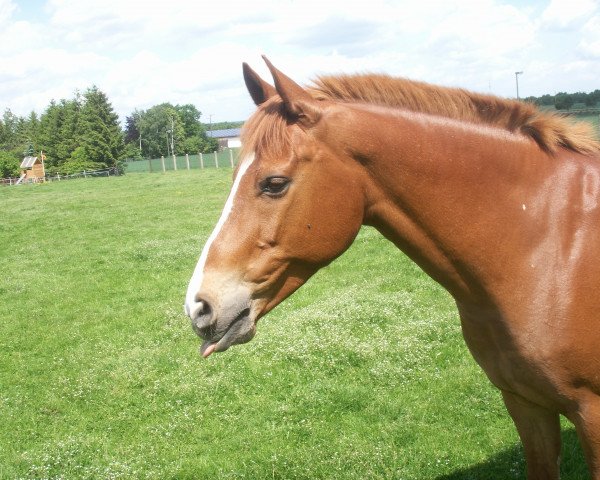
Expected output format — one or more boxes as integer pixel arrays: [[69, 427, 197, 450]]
[[185, 287, 256, 358]]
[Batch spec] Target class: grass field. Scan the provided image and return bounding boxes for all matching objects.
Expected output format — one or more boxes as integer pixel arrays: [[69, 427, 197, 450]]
[[0, 171, 588, 479]]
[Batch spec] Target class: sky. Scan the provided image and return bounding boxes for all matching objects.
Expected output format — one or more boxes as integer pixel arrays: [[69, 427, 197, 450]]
[[1, 0, 599, 125]]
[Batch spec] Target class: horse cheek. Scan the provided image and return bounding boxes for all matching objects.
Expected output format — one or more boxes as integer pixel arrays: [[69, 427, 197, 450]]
[[296, 194, 362, 264]]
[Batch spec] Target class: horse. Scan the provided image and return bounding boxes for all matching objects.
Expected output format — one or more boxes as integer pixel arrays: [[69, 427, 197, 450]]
[[184, 56, 600, 479]]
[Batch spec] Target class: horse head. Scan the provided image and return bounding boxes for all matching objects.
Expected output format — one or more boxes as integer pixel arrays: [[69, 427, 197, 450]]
[[184, 57, 368, 357]]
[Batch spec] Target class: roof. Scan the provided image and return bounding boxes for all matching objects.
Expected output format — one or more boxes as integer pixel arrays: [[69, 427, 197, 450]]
[[20, 156, 40, 168], [206, 128, 241, 139]]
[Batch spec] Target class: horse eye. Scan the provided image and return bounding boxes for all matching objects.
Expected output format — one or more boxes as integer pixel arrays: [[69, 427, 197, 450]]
[[260, 176, 290, 197]]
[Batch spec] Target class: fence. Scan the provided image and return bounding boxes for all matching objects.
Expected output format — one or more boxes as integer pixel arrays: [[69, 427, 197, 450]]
[[1, 167, 121, 187], [1, 149, 237, 186], [125, 148, 241, 173]]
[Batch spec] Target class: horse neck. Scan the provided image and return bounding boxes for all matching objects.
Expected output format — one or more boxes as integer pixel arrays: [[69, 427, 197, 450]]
[[340, 104, 550, 304]]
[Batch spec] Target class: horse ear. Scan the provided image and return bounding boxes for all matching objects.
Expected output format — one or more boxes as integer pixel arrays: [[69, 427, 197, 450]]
[[262, 55, 321, 125], [243, 62, 277, 106]]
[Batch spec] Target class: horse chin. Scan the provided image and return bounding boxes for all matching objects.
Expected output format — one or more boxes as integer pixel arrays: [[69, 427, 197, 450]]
[[199, 312, 256, 358]]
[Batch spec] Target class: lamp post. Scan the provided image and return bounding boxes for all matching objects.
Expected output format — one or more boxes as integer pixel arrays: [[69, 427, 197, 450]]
[[515, 71, 523, 100], [170, 116, 175, 155]]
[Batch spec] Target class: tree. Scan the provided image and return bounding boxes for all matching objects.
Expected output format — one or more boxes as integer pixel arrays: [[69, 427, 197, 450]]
[[56, 97, 82, 163], [124, 112, 141, 144], [2, 86, 129, 175], [554, 92, 574, 110], [572, 91, 588, 106], [2, 109, 21, 150], [136, 103, 184, 158], [175, 104, 202, 139], [174, 104, 221, 153], [38, 100, 67, 168], [59, 146, 105, 174], [122, 142, 143, 161], [24, 141, 35, 156], [79, 86, 125, 167], [586, 90, 600, 107], [205, 120, 244, 130], [126, 102, 220, 158], [22, 111, 40, 153], [182, 135, 218, 154], [0, 150, 20, 177], [0, 109, 44, 165], [26, 111, 40, 138], [537, 94, 555, 106]]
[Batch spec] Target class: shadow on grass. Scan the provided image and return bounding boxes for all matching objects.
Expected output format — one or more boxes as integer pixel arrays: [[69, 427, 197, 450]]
[[437, 429, 589, 480]]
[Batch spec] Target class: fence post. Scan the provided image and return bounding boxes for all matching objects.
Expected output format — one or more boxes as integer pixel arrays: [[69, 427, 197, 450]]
[[83, 170, 87, 178], [214, 151, 219, 168], [229, 149, 234, 168], [148, 158, 153, 173], [199, 152, 204, 169], [161, 156, 165, 173], [185, 154, 190, 170], [173, 155, 177, 171]]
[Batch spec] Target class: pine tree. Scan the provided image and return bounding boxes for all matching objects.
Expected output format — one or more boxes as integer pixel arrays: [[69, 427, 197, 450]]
[[38, 100, 64, 168], [56, 96, 82, 162], [79, 86, 124, 167], [24, 141, 34, 156], [25, 111, 40, 149], [2, 109, 20, 150]]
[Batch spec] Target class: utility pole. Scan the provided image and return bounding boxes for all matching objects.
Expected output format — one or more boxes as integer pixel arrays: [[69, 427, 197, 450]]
[[515, 71, 523, 100], [170, 116, 175, 156]]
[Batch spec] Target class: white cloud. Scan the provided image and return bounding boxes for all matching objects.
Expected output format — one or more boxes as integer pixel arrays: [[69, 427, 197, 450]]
[[0, 0, 16, 26], [1, 0, 600, 122], [541, 0, 598, 29], [579, 15, 600, 58]]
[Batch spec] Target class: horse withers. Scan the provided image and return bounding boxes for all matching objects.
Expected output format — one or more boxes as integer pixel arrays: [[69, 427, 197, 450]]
[[185, 57, 600, 479]]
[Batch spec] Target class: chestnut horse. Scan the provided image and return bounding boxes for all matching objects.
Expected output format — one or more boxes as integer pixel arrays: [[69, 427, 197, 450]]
[[184, 57, 600, 479]]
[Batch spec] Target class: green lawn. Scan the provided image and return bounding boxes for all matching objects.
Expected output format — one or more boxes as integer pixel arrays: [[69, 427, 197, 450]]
[[0, 171, 588, 479]]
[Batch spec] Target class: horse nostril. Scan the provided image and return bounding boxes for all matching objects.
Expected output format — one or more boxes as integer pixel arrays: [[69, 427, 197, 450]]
[[201, 300, 213, 320], [190, 297, 215, 338]]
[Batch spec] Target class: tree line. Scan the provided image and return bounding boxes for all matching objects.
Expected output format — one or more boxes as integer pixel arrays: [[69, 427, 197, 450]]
[[123, 103, 217, 160], [524, 89, 600, 111], [0, 87, 219, 178]]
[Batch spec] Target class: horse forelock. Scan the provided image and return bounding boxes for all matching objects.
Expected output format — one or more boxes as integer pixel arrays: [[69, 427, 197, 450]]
[[240, 97, 292, 160]]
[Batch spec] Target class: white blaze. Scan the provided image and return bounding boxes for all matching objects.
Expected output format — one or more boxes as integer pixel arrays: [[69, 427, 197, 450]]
[[184, 153, 255, 317]]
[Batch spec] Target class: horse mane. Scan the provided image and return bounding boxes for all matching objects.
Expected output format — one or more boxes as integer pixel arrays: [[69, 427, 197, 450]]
[[241, 73, 600, 157]]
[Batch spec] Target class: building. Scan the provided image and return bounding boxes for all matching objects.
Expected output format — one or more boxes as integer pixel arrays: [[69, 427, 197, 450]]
[[20, 156, 45, 181], [206, 128, 242, 149]]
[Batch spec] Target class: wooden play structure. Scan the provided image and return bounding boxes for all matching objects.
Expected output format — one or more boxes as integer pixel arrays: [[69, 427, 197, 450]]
[[18, 154, 45, 184]]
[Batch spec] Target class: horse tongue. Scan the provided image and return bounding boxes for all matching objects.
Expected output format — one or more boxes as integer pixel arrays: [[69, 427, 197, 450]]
[[200, 342, 217, 358]]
